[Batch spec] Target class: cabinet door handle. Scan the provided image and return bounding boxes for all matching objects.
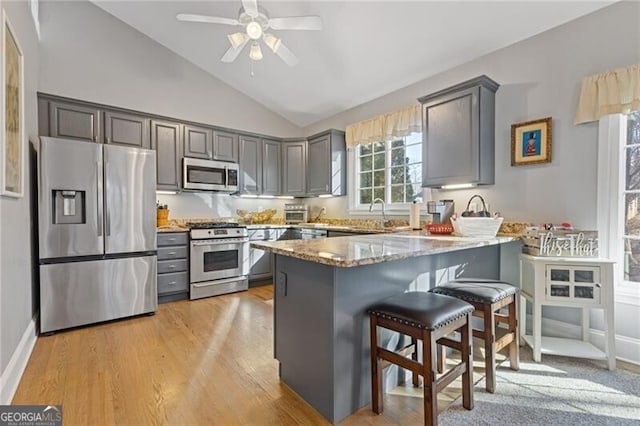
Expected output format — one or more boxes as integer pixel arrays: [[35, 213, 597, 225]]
[[168, 281, 177, 286], [168, 265, 176, 269], [167, 251, 177, 256]]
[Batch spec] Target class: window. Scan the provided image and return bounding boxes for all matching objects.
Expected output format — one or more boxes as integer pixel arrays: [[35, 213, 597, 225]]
[[598, 111, 640, 304], [622, 111, 640, 283], [352, 132, 423, 210]]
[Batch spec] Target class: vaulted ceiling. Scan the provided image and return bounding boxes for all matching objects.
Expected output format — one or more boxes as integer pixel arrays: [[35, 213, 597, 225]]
[[93, 1, 613, 128]]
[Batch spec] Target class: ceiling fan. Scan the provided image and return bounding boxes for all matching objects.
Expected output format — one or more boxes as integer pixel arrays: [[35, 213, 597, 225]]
[[177, 0, 322, 67]]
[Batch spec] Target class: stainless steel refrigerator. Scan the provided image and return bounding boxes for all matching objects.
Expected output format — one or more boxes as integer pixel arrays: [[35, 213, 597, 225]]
[[38, 136, 157, 333]]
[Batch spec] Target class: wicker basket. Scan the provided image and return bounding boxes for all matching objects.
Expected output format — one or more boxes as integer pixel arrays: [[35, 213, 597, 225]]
[[450, 216, 503, 237]]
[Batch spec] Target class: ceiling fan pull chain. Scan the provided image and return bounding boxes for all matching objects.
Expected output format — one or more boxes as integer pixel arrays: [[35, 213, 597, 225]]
[[251, 60, 255, 77]]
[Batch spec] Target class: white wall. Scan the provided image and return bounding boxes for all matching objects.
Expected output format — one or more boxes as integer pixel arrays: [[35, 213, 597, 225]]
[[303, 1, 640, 230], [38, 0, 301, 138], [0, 0, 39, 402]]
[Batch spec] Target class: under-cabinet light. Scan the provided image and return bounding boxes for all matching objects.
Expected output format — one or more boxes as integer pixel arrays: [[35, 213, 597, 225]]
[[258, 195, 275, 199], [239, 194, 258, 198], [156, 190, 178, 195], [441, 183, 476, 190], [318, 194, 333, 198], [277, 196, 295, 199]]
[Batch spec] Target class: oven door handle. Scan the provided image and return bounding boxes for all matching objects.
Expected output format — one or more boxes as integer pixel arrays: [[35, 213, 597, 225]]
[[192, 276, 247, 287], [191, 239, 248, 247]]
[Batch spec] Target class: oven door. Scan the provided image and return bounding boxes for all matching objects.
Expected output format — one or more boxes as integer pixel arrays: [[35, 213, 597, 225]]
[[285, 211, 308, 224], [190, 239, 248, 282]]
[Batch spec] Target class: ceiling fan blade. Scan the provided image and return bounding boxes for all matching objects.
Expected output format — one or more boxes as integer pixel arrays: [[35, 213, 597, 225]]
[[176, 13, 239, 26], [221, 39, 249, 63], [268, 16, 322, 31], [241, 0, 259, 18], [274, 41, 298, 67]]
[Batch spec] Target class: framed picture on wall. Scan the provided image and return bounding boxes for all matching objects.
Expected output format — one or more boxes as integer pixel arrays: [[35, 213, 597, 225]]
[[511, 117, 552, 166], [1, 9, 24, 198]]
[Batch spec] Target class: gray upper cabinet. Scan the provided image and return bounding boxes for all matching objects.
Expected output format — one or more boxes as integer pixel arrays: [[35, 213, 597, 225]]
[[418, 75, 499, 188], [238, 135, 262, 194], [282, 141, 307, 196], [151, 120, 182, 191], [213, 130, 238, 162], [104, 110, 151, 149], [49, 101, 102, 142], [306, 129, 346, 196], [262, 139, 281, 195], [183, 124, 213, 159]]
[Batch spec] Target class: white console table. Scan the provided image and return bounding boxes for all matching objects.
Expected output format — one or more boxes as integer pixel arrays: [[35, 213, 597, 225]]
[[519, 254, 616, 370]]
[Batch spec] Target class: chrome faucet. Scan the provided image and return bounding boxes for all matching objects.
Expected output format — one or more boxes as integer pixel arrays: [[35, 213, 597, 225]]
[[369, 198, 387, 224]]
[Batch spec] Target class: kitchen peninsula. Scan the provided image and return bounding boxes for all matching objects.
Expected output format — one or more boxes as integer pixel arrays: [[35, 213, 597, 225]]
[[251, 232, 520, 423]]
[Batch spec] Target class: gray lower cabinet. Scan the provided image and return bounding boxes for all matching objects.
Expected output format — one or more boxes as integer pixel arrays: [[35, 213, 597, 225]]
[[418, 75, 499, 188], [239, 135, 262, 194], [183, 124, 213, 159], [157, 232, 189, 302], [249, 228, 286, 284], [151, 120, 182, 191], [306, 129, 346, 196], [282, 141, 307, 196], [262, 139, 281, 195], [48, 100, 102, 142], [213, 130, 238, 162], [104, 110, 151, 148]]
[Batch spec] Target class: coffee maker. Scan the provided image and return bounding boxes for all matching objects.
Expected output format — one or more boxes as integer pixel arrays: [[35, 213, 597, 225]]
[[427, 200, 455, 224]]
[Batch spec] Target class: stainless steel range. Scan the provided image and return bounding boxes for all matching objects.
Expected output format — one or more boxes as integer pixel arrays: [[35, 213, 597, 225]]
[[188, 222, 249, 300]]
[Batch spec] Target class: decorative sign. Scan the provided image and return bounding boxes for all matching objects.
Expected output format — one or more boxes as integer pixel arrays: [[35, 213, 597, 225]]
[[522, 230, 598, 257]]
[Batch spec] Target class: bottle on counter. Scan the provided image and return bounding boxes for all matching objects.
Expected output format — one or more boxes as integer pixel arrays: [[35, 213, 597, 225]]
[[410, 200, 422, 230]]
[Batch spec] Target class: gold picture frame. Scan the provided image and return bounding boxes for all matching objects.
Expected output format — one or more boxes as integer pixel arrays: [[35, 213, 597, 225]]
[[1, 10, 24, 198], [511, 117, 552, 166]]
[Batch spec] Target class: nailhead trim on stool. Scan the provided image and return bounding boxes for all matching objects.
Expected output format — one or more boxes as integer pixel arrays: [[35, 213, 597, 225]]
[[368, 292, 475, 426], [429, 279, 520, 394]]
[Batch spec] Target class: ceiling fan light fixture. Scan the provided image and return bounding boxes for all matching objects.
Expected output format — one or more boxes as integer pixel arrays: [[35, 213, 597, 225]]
[[228, 32, 248, 49], [246, 21, 263, 40], [249, 42, 263, 60], [263, 33, 282, 53]]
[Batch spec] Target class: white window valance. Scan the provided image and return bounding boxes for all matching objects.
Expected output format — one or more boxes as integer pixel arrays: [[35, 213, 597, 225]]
[[346, 105, 422, 147], [575, 64, 640, 124]]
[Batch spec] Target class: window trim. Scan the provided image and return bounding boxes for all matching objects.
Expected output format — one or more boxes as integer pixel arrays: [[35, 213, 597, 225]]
[[597, 114, 640, 305], [347, 136, 426, 214]]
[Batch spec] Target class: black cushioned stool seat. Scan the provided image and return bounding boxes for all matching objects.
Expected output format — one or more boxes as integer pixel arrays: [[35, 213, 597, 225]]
[[368, 292, 475, 426], [429, 279, 520, 393]]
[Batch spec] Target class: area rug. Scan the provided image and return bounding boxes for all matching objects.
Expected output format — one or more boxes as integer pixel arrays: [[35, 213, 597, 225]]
[[440, 347, 640, 425]]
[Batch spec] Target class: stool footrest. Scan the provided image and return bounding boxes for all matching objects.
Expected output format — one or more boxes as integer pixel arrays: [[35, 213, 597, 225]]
[[436, 361, 467, 393], [378, 347, 422, 374], [495, 333, 515, 352], [437, 336, 462, 352]]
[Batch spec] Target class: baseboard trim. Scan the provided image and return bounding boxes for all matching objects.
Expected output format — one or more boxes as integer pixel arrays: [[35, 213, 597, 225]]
[[0, 317, 38, 404], [525, 313, 640, 366]]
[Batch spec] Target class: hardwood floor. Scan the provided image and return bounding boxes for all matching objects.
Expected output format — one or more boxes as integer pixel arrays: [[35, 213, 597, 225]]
[[13, 286, 466, 425]]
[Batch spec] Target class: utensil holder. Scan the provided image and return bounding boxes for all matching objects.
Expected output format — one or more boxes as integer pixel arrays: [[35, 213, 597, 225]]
[[157, 209, 169, 227]]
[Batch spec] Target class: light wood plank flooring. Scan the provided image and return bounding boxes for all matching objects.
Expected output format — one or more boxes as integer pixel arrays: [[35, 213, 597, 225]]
[[13, 286, 469, 425]]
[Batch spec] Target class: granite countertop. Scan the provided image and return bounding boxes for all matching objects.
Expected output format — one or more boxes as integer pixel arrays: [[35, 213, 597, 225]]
[[251, 231, 518, 268], [157, 226, 189, 233]]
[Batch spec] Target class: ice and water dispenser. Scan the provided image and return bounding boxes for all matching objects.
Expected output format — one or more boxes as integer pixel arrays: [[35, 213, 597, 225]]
[[52, 189, 86, 224]]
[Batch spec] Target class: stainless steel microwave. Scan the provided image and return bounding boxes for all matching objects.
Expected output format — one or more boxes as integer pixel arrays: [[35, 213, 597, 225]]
[[183, 157, 239, 192]]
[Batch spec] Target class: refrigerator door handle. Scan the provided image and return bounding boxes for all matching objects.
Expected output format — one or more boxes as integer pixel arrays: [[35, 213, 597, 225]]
[[96, 161, 103, 237], [105, 161, 111, 236]]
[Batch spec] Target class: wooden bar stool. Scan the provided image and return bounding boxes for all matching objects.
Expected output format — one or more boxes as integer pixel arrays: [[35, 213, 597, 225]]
[[429, 278, 519, 393], [368, 291, 475, 426]]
